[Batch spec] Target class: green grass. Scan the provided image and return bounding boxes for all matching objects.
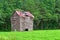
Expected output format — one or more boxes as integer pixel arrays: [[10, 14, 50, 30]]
[[0, 30, 60, 40]]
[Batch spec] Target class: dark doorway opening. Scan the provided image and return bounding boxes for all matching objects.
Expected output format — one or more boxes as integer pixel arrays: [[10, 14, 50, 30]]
[[25, 29, 28, 31]]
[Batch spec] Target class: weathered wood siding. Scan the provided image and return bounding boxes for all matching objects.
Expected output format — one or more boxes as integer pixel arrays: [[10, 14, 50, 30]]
[[20, 17, 25, 31], [20, 16, 33, 31], [11, 12, 20, 31], [20, 17, 33, 31]]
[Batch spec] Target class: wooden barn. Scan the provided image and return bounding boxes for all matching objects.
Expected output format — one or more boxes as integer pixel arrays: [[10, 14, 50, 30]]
[[11, 11, 34, 31]]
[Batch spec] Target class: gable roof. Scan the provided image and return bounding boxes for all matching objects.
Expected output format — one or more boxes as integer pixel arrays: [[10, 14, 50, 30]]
[[16, 11, 24, 17], [16, 11, 34, 18]]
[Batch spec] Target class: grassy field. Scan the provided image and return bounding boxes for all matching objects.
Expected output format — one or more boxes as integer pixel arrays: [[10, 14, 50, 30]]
[[0, 30, 60, 40]]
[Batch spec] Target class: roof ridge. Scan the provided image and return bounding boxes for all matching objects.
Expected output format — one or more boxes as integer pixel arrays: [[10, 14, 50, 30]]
[[15, 11, 34, 18]]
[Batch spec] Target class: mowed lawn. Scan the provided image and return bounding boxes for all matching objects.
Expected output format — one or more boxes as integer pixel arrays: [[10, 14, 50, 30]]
[[0, 30, 60, 40]]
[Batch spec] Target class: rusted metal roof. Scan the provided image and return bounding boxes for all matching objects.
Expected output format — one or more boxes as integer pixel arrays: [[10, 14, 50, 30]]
[[16, 11, 34, 18]]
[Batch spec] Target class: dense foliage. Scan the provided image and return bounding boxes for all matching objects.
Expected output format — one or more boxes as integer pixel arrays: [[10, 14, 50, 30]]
[[0, 0, 60, 31]]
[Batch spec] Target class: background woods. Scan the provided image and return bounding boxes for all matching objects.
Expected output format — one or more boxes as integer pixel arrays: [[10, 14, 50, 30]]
[[0, 0, 60, 31]]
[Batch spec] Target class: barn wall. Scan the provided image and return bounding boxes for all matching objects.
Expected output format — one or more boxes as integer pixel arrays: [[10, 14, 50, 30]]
[[20, 17, 33, 31], [11, 12, 20, 31], [28, 18, 33, 31], [25, 17, 33, 31], [20, 17, 25, 31]]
